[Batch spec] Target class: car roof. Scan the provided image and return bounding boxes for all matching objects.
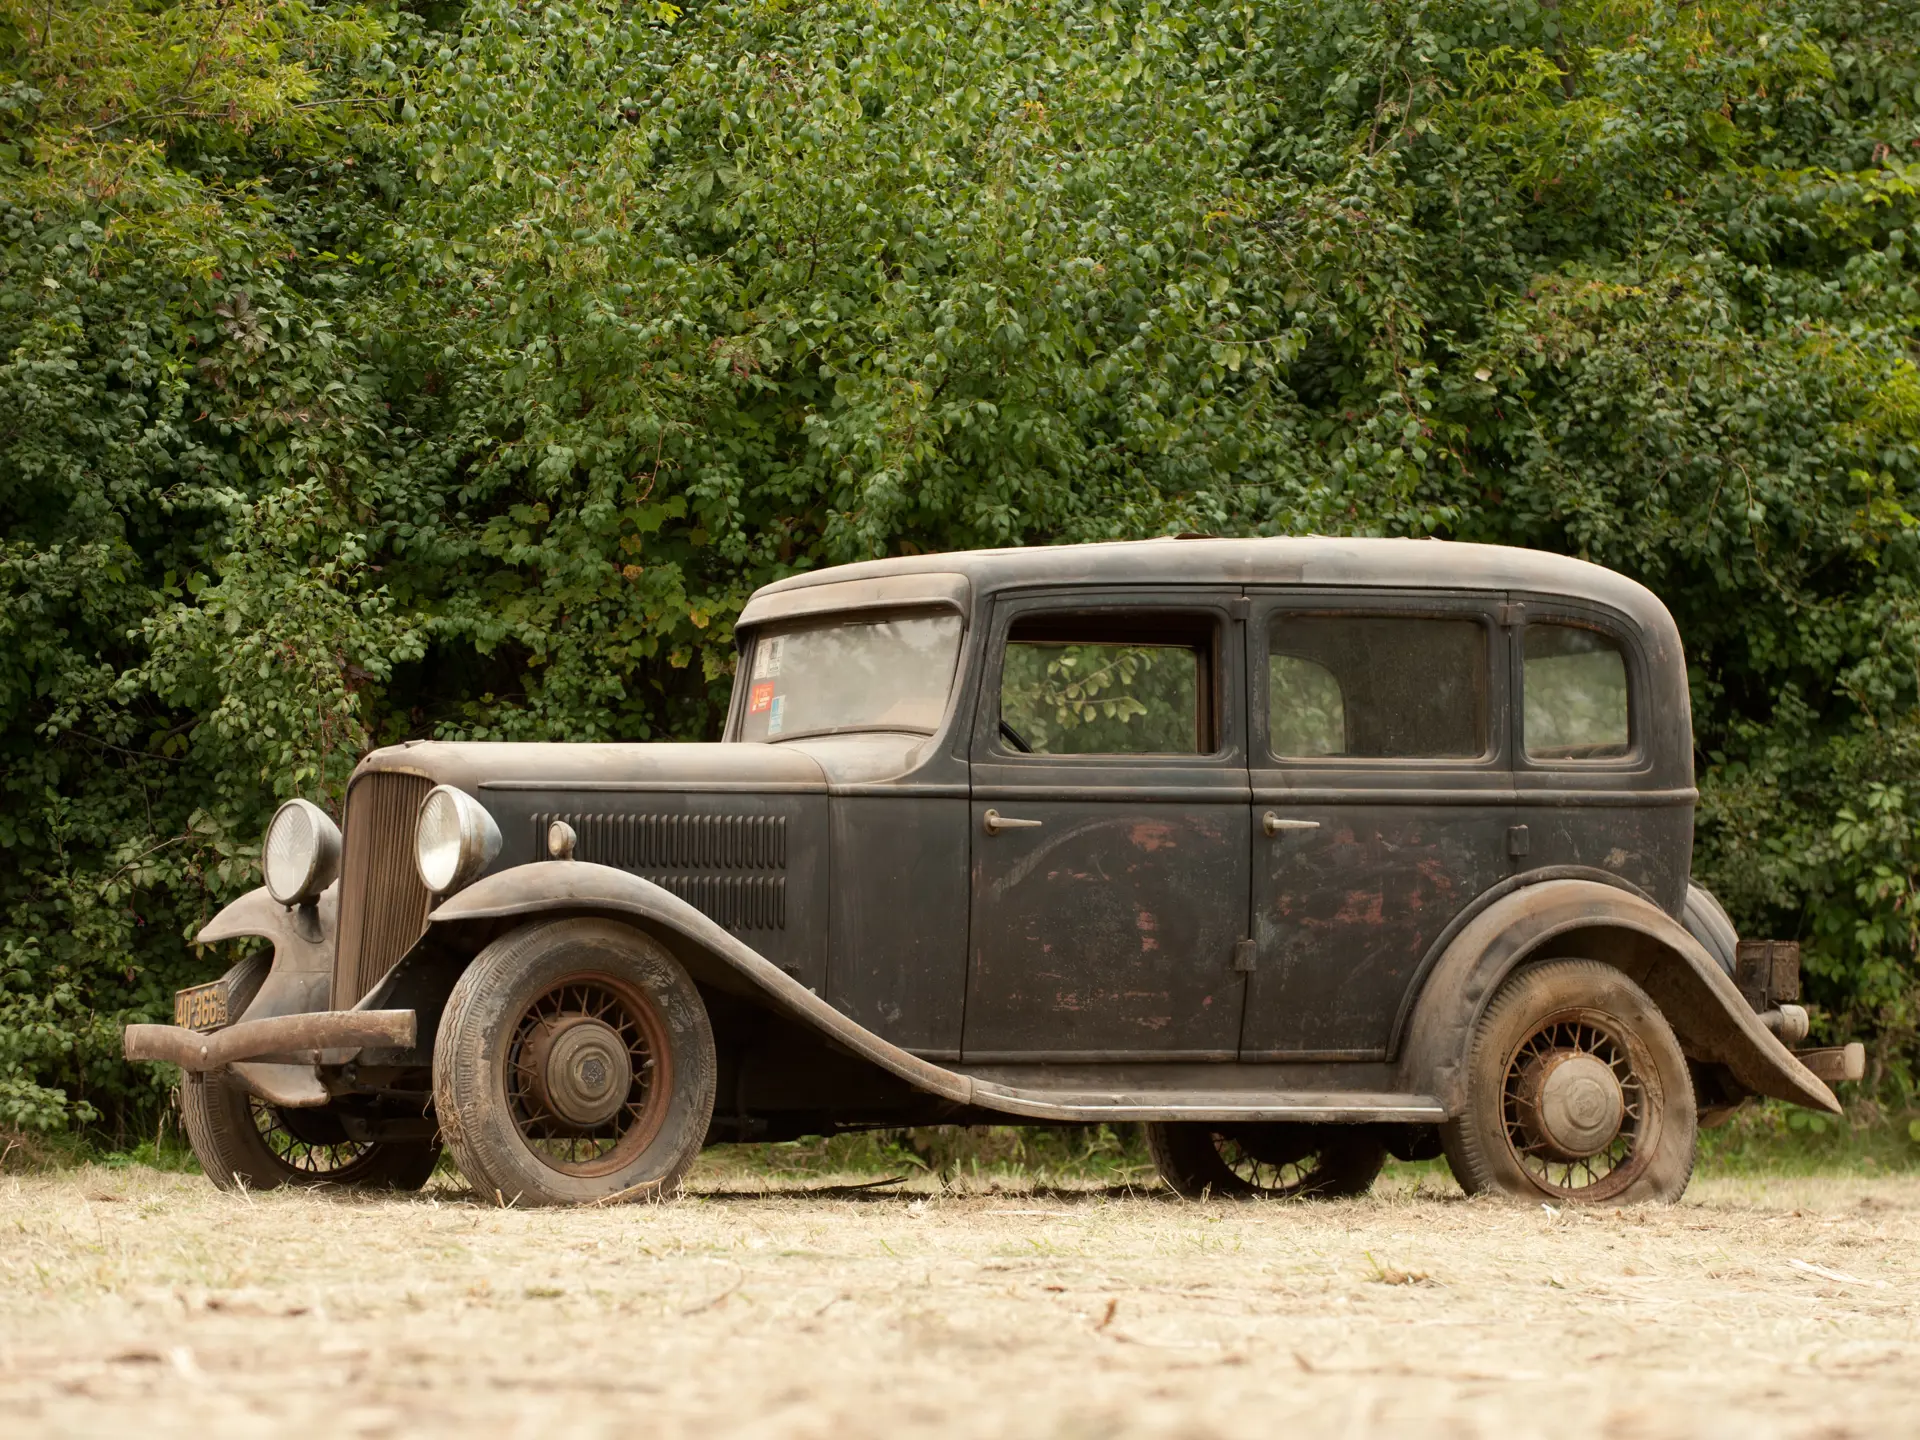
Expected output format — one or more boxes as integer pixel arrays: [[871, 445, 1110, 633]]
[[748, 536, 1674, 634]]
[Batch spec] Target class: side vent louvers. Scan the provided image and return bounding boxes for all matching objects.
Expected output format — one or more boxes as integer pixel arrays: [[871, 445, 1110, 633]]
[[534, 811, 788, 930]]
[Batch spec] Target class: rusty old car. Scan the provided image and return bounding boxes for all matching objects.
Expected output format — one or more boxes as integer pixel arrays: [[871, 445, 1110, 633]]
[[124, 537, 1861, 1205]]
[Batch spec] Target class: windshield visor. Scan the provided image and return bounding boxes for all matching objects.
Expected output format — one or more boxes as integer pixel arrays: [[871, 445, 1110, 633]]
[[736, 611, 963, 743]]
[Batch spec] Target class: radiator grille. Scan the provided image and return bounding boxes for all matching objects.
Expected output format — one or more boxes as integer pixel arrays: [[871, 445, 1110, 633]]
[[333, 771, 435, 1007], [536, 811, 788, 930]]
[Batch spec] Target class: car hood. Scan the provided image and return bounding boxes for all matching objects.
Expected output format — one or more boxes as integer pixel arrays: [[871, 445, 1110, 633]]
[[354, 741, 829, 794]]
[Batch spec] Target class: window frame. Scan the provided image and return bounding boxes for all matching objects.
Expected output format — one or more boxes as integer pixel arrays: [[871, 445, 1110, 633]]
[[1251, 591, 1508, 773], [972, 592, 1241, 767], [1510, 599, 1649, 773]]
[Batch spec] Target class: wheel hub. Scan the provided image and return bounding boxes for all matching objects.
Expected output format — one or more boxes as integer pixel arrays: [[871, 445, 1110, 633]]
[[1515, 1051, 1624, 1161], [523, 1015, 633, 1129]]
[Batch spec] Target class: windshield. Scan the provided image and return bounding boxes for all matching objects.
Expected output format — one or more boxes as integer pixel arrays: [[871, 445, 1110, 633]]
[[735, 611, 964, 743]]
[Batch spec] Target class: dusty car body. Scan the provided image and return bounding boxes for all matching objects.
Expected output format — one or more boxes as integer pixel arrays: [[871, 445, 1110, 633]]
[[126, 537, 1859, 1204]]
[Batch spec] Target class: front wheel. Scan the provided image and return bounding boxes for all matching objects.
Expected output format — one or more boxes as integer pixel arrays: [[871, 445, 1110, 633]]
[[1147, 1122, 1387, 1199], [181, 1071, 441, 1192], [432, 918, 717, 1207], [178, 952, 439, 1192], [1441, 958, 1696, 1204]]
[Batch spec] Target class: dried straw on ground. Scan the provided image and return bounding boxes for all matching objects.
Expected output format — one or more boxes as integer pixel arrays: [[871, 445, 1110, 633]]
[[2, 1162, 1914, 1438]]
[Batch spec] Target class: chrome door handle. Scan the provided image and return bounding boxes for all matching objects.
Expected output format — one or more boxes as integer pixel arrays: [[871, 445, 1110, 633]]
[[983, 809, 1044, 836], [1263, 812, 1321, 837]]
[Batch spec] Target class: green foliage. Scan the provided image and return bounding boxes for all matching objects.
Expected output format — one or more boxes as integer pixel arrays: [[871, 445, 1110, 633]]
[[2, 0, 1918, 1134], [1001, 643, 1200, 754]]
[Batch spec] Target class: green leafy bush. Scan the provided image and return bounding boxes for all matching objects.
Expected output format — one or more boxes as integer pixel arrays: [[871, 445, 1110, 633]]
[[2, 0, 1916, 1136]]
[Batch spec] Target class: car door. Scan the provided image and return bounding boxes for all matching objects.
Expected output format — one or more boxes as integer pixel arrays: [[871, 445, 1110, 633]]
[[1241, 591, 1514, 1059], [962, 592, 1250, 1061]]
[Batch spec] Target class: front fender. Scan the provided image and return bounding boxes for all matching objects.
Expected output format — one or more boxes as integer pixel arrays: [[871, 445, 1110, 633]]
[[186, 883, 341, 1106], [428, 862, 973, 1105], [193, 883, 336, 1020], [1399, 879, 1839, 1116]]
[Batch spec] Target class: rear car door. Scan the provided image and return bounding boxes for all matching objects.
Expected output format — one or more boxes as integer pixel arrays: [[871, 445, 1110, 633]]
[[1241, 592, 1514, 1059], [962, 592, 1250, 1061]]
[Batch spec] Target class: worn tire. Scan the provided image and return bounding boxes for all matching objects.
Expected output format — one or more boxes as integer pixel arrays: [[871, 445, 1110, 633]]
[[181, 1071, 441, 1192], [1441, 959, 1696, 1205], [433, 917, 716, 1207], [178, 953, 440, 1192], [1148, 1122, 1387, 1199]]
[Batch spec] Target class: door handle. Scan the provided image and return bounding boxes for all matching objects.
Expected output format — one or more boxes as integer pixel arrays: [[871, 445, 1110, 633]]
[[983, 809, 1044, 836], [1263, 812, 1321, 837]]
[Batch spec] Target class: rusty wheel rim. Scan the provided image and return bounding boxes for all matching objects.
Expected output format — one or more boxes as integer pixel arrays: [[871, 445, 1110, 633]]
[[1209, 1126, 1324, 1198], [503, 972, 672, 1178], [1499, 1006, 1657, 1201], [249, 1098, 375, 1176]]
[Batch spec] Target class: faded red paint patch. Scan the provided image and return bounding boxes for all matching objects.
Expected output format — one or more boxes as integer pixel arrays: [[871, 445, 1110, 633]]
[[1129, 821, 1177, 851], [1136, 908, 1159, 952], [1334, 887, 1385, 924]]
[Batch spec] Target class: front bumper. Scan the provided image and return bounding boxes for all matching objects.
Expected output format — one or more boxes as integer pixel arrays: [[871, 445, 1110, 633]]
[[123, 1010, 416, 1070]]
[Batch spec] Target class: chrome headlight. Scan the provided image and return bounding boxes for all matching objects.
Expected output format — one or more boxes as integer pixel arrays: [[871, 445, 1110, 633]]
[[414, 785, 502, 895], [261, 798, 343, 906]]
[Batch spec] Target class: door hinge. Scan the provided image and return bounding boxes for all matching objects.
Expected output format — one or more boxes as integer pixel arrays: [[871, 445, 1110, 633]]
[[1507, 824, 1531, 859], [1498, 600, 1526, 626], [1228, 596, 1251, 621], [1232, 939, 1257, 973]]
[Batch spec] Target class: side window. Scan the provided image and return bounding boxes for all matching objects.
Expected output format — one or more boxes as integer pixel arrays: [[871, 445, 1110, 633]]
[[1524, 623, 1630, 760], [998, 613, 1213, 756], [1268, 614, 1488, 759]]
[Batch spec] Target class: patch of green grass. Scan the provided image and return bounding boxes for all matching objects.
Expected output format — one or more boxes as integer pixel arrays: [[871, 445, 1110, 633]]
[[1696, 1102, 1920, 1176], [700, 1124, 1156, 1188]]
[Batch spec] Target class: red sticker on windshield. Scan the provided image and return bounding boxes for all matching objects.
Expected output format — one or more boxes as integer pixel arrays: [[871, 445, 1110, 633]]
[[748, 681, 775, 714]]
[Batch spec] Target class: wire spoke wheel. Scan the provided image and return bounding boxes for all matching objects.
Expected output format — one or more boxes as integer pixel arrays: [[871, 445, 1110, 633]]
[[433, 919, 716, 1207], [1498, 1009, 1650, 1200], [1443, 959, 1695, 1206], [1148, 1122, 1387, 1200], [502, 972, 673, 1179], [1210, 1126, 1325, 1197], [248, 1098, 375, 1176]]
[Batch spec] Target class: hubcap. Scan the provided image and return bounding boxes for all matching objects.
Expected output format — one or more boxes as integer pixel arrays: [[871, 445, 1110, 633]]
[[1516, 1050, 1626, 1161], [524, 1016, 634, 1129]]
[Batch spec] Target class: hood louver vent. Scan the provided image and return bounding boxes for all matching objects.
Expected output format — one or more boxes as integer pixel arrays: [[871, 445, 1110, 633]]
[[534, 811, 788, 930]]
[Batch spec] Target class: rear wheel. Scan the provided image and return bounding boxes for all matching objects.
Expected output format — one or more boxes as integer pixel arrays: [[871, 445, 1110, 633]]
[[1147, 1122, 1387, 1199], [432, 918, 716, 1207], [1441, 959, 1695, 1204]]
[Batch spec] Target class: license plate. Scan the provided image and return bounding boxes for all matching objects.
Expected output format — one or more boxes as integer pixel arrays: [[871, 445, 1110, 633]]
[[173, 979, 231, 1033]]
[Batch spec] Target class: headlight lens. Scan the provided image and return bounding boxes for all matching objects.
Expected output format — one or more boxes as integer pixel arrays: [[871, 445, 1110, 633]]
[[261, 798, 343, 906], [415, 785, 502, 895]]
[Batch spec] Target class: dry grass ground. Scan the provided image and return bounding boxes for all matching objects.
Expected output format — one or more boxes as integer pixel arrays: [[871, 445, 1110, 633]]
[[2, 1158, 1916, 1439]]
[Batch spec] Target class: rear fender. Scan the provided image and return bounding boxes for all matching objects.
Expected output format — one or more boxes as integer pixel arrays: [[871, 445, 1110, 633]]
[[1399, 879, 1839, 1116], [427, 862, 973, 1105]]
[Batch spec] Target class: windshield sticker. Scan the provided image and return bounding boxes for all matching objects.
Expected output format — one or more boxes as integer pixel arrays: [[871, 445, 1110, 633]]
[[748, 681, 775, 715], [767, 694, 785, 735], [756, 635, 785, 680]]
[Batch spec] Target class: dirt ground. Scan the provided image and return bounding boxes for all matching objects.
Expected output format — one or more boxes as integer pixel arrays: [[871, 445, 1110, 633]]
[[1, 1161, 1916, 1440]]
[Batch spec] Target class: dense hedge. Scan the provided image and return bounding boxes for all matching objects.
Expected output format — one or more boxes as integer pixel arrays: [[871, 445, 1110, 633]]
[[3, 0, 1916, 1134]]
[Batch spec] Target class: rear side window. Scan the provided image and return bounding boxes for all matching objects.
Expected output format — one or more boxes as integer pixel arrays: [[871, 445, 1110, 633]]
[[999, 612, 1214, 756], [1524, 624, 1630, 760], [1268, 615, 1488, 759]]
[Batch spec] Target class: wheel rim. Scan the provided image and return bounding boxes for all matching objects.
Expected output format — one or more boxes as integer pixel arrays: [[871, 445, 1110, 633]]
[[1208, 1125, 1327, 1197], [1499, 1006, 1658, 1200], [249, 1098, 375, 1176], [503, 972, 673, 1177]]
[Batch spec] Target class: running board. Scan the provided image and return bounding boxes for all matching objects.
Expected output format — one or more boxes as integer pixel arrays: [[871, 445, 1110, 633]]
[[962, 1082, 1447, 1124]]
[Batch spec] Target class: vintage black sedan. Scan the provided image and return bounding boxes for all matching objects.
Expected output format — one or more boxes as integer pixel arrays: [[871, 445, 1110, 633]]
[[126, 538, 1859, 1205]]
